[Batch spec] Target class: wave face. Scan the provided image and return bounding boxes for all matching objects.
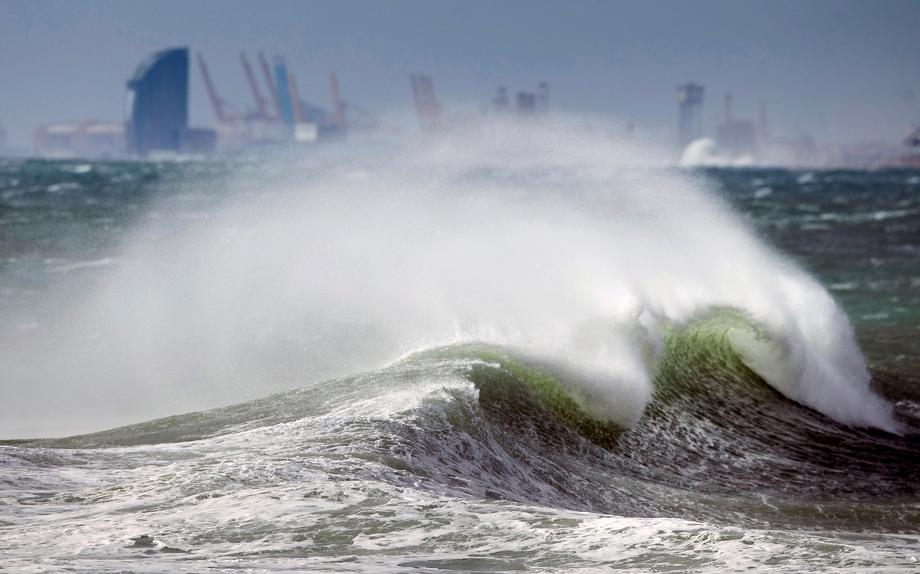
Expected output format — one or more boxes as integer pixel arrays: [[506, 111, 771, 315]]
[[2, 121, 919, 572]]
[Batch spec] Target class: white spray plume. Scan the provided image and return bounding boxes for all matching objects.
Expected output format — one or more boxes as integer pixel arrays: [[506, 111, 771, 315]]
[[1, 117, 897, 435]]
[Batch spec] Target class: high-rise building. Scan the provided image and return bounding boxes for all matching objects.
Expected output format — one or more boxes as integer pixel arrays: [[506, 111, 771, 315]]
[[126, 47, 189, 157], [676, 83, 704, 149], [273, 61, 296, 129]]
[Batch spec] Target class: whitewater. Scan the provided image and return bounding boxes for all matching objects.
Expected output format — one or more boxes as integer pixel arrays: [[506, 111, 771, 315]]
[[1, 119, 919, 572]]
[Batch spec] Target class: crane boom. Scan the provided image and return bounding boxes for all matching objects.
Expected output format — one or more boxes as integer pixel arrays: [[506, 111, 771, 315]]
[[288, 72, 305, 124], [197, 52, 228, 123], [240, 52, 269, 119], [259, 51, 280, 118]]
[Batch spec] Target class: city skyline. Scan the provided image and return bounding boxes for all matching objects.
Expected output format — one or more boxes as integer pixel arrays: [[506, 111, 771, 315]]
[[1, 0, 919, 150]]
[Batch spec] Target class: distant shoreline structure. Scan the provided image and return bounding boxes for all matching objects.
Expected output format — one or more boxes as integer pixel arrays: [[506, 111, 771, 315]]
[[2, 46, 917, 170]]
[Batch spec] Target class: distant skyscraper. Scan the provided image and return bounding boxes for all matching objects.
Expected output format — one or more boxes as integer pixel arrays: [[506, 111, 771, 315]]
[[273, 61, 296, 129], [126, 47, 189, 157], [676, 83, 704, 149]]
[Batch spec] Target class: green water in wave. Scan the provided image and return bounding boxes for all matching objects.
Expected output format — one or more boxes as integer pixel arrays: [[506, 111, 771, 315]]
[[416, 343, 627, 446]]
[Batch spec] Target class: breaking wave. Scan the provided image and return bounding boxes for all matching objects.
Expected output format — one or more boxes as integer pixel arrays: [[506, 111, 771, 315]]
[[3, 118, 898, 437]]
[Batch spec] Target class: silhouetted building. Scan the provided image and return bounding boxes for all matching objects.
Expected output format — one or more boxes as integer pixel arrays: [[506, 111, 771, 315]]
[[490, 83, 549, 116], [126, 47, 189, 157], [676, 83, 704, 149]]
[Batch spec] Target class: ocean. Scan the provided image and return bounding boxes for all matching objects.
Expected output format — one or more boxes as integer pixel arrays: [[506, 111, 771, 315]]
[[1, 126, 919, 572]]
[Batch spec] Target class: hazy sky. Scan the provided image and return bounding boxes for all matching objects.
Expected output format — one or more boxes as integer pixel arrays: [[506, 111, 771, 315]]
[[1, 0, 919, 148]]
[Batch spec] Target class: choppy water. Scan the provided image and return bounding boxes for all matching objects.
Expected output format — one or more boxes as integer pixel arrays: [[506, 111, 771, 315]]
[[1, 128, 919, 572]]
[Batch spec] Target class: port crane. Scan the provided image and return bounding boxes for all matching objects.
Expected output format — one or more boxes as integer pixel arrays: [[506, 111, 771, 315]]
[[328, 72, 378, 131], [196, 51, 379, 145], [240, 53, 272, 120]]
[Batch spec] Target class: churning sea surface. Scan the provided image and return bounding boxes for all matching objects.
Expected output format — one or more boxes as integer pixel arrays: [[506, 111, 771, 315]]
[[1, 131, 919, 573]]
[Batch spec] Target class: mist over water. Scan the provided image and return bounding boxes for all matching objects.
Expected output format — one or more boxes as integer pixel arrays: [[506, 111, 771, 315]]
[[0, 118, 896, 436]]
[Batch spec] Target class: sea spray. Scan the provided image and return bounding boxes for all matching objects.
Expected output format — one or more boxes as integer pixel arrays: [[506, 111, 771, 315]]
[[0, 117, 896, 435]]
